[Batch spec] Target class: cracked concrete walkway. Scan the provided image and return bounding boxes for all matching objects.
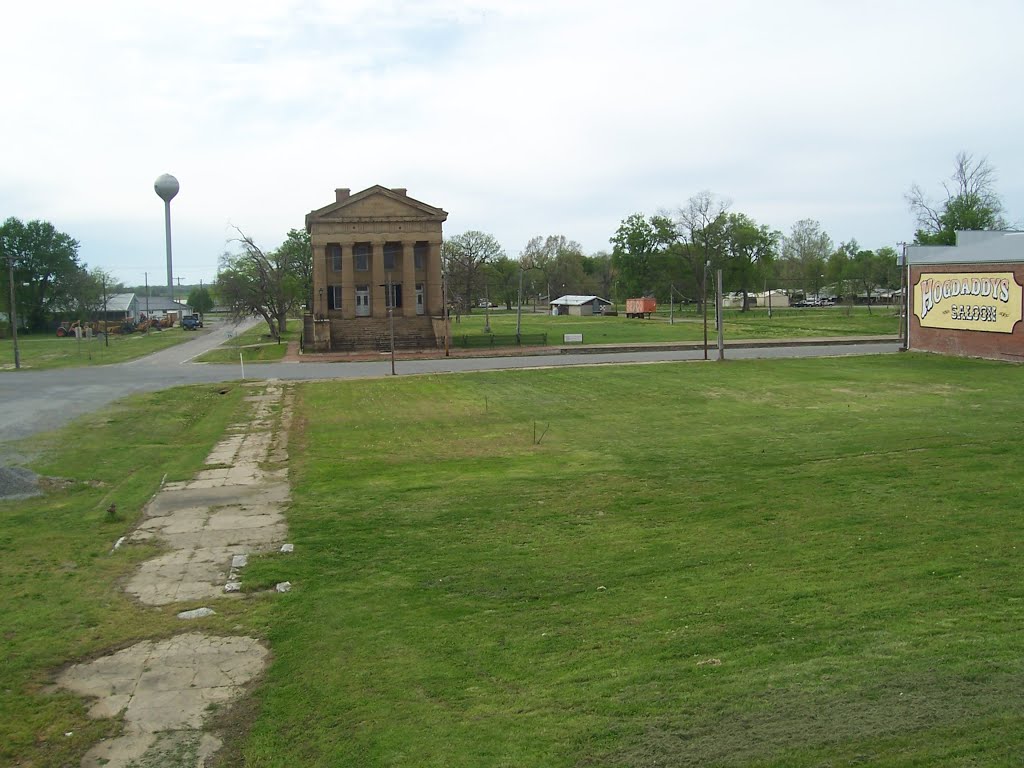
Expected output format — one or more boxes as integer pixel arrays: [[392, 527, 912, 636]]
[[58, 382, 293, 767]]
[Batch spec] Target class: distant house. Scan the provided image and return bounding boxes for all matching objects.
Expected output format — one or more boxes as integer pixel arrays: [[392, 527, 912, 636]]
[[549, 295, 612, 316], [136, 296, 191, 319], [99, 293, 139, 322]]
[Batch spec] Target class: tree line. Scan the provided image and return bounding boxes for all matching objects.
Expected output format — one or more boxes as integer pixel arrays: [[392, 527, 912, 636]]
[[2, 153, 1009, 334], [442, 152, 1011, 313]]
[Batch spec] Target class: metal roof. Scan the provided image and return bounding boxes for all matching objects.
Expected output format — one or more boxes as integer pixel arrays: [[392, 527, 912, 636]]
[[549, 295, 611, 306], [906, 230, 1024, 265], [104, 293, 136, 312]]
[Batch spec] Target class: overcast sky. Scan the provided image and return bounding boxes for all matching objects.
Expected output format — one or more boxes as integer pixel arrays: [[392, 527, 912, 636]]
[[3, 0, 1023, 286]]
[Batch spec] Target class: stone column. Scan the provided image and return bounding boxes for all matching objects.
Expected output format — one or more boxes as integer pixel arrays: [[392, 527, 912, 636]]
[[371, 239, 386, 319], [402, 241, 416, 317], [427, 240, 444, 315], [341, 242, 355, 320], [313, 238, 329, 316]]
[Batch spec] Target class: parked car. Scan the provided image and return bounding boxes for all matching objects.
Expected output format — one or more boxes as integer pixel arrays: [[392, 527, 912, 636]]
[[181, 315, 203, 330]]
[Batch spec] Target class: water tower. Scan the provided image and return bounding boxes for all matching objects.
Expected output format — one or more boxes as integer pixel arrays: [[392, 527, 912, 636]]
[[154, 174, 180, 291]]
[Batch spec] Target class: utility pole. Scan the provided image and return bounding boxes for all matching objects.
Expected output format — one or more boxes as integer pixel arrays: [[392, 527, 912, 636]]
[[382, 273, 396, 375], [102, 275, 109, 348], [898, 241, 909, 350], [145, 271, 150, 320], [716, 269, 724, 361], [515, 267, 523, 340], [702, 261, 709, 360], [7, 254, 20, 369], [669, 283, 674, 325], [443, 270, 450, 357]]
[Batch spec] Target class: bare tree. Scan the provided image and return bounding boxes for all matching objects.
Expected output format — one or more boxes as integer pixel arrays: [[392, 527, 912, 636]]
[[442, 231, 505, 313], [676, 192, 731, 310], [907, 152, 1009, 245], [217, 227, 305, 340]]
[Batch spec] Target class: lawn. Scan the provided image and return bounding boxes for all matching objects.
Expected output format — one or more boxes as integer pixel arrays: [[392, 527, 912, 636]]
[[4, 353, 1023, 767], [234, 353, 1022, 766], [450, 305, 898, 346], [0, 326, 198, 370], [0, 383, 251, 767], [194, 318, 300, 363]]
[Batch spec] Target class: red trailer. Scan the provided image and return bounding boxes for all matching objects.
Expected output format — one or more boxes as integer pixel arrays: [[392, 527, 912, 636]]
[[625, 297, 657, 318]]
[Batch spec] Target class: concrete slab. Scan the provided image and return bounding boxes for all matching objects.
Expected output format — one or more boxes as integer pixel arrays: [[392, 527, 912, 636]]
[[61, 382, 295, 766], [58, 633, 268, 768]]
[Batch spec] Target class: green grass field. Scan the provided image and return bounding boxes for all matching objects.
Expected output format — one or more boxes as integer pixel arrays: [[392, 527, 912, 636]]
[[0, 326, 197, 370], [194, 318, 300, 363], [451, 306, 898, 345], [3, 353, 1023, 767]]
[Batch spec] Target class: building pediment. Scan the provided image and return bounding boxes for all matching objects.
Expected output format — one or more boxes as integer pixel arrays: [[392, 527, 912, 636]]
[[306, 185, 447, 229]]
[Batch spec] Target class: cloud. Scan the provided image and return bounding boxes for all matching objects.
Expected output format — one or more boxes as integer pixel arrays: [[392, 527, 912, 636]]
[[2, 0, 1023, 281]]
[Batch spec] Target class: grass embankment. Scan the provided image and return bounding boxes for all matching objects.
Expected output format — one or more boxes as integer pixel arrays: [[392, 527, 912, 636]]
[[227, 354, 1024, 766], [451, 306, 898, 346], [194, 319, 300, 363], [0, 384, 250, 768], [0, 326, 196, 370]]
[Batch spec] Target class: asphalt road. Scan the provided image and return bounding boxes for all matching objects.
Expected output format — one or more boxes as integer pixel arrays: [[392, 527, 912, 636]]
[[0, 318, 900, 452]]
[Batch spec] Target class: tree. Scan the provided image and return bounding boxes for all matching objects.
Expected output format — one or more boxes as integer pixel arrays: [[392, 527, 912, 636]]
[[488, 256, 520, 309], [56, 267, 113, 321], [720, 213, 778, 311], [780, 219, 832, 297], [442, 231, 505, 313], [581, 251, 613, 299], [907, 152, 1009, 245], [519, 235, 585, 300], [0, 217, 83, 330], [217, 228, 305, 340], [277, 229, 312, 310], [609, 214, 675, 299], [675, 192, 730, 309], [187, 286, 215, 316]]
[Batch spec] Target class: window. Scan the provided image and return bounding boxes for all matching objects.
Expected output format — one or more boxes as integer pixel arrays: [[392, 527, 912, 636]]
[[327, 285, 342, 310], [354, 244, 369, 271], [383, 244, 399, 270], [414, 244, 426, 270], [328, 244, 341, 272]]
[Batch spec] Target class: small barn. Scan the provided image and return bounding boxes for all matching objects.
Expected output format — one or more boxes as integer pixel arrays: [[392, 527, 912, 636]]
[[99, 293, 139, 322], [549, 295, 612, 316]]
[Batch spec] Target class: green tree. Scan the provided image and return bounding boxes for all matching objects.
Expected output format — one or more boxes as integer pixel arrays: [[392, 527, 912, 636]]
[[488, 256, 520, 309], [675, 192, 730, 309], [907, 152, 1009, 245], [442, 231, 505, 313], [277, 229, 312, 310], [0, 217, 83, 331], [217, 228, 305, 340], [519, 235, 585, 300], [581, 251, 613, 299], [609, 214, 675, 299], [720, 213, 778, 311], [781, 219, 832, 298], [187, 286, 215, 316]]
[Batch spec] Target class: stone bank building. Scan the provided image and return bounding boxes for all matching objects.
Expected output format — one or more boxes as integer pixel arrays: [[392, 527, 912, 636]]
[[305, 185, 448, 351], [906, 231, 1024, 362]]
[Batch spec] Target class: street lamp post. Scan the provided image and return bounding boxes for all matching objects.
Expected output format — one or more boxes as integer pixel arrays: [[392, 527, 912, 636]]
[[7, 255, 20, 369], [154, 174, 179, 294]]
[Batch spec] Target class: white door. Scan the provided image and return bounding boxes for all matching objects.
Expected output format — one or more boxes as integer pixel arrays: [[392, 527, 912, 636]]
[[415, 283, 425, 315], [356, 286, 370, 317]]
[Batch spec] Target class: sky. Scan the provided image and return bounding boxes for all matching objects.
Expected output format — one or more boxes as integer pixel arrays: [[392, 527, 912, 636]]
[[3, 0, 1023, 287]]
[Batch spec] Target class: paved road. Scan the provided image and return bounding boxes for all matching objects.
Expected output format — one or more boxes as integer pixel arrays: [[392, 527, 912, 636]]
[[0, 318, 900, 450]]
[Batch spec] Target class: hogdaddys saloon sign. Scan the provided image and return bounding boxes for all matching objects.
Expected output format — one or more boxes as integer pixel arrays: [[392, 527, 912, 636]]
[[915, 272, 1023, 333]]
